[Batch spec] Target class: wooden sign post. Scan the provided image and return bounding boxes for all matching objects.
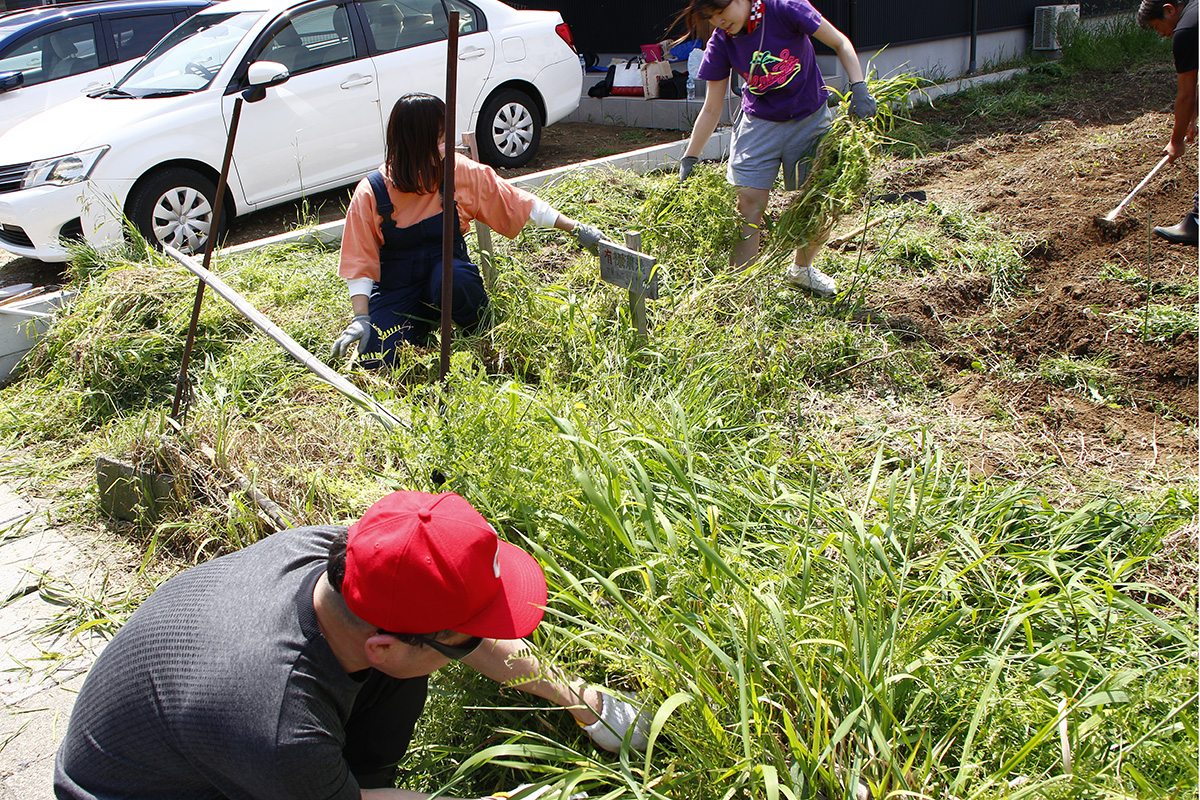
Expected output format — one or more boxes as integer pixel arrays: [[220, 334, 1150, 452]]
[[597, 231, 657, 338], [461, 132, 496, 289]]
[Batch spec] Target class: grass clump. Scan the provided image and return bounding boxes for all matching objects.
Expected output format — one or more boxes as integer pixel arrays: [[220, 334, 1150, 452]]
[[1114, 303, 1200, 346], [1058, 13, 1172, 73]]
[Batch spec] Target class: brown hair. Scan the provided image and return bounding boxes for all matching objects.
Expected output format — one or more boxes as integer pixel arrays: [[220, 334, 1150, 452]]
[[672, 0, 733, 41], [385, 93, 446, 194]]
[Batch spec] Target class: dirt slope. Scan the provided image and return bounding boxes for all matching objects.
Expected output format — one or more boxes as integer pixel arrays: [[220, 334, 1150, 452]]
[[858, 64, 1196, 489]]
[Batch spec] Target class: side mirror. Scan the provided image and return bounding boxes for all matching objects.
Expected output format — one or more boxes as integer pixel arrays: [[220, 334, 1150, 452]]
[[0, 70, 25, 94], [241, 60, 288, 102]]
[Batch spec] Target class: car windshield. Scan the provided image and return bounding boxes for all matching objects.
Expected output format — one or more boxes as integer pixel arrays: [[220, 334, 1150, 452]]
[[115, 11, 261, 96]]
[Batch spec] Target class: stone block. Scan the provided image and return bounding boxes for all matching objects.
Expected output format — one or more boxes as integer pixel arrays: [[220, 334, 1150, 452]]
[[95, 456, 181, 524]]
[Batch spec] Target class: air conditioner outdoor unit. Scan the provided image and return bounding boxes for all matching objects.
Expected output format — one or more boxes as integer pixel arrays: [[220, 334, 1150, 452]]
[[1033, 4, 1081, 50]]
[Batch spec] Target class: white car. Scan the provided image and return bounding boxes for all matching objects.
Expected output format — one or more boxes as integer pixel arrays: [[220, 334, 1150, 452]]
[[0, 0, 582, 262], [0, 0, 210, 138]]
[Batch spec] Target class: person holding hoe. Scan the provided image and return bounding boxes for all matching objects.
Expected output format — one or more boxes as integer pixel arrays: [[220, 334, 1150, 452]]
[[332, 93, 609, 366], [1138, 0, 1198, 246], [676, 0, 876, 295], [55, 490, 650, 799]]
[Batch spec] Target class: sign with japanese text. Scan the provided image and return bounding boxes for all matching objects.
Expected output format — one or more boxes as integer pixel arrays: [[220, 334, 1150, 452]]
[[597, 240, 658, 300]]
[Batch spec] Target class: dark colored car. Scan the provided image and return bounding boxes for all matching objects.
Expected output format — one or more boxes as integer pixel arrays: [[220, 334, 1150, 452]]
[[0, 0, 211, 134]]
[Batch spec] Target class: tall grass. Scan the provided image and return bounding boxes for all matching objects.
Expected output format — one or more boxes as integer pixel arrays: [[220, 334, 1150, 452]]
[[1058, 14, 1172, 73], [400, 403, 1196, 798], [0, 103, 1194, 798]]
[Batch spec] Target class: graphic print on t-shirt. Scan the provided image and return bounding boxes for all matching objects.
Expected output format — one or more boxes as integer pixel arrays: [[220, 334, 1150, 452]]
[[745, 47, 802, 95]]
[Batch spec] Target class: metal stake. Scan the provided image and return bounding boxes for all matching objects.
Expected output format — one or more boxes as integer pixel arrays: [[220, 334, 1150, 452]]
[[171, 94, 245, 422], [439, 8, 460, 381]]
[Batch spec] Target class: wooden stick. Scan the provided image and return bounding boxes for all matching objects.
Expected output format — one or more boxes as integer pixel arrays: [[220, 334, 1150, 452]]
[[462, 132, 496, 289], [828, 215, 888, 248], [626, 231, 647, 338], [826, 345, 892, 379], [439, 9, 460, 382]]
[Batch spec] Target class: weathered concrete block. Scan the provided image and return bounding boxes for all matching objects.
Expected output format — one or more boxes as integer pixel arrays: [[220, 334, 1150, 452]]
[[95, 456, 180, 523]]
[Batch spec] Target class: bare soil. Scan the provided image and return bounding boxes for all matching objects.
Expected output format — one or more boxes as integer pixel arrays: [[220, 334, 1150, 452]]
[[844, 61, 1197, 493]]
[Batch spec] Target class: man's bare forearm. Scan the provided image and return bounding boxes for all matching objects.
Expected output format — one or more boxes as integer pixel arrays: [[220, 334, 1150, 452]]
[[463, 638, 601, 725]]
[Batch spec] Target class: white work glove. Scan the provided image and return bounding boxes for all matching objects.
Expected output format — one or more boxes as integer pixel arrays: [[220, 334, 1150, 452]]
[[581, 691, 651, 753], [483, 785, 587, 800], [573, 224, 607, 256], [331, 314, 372, 359]]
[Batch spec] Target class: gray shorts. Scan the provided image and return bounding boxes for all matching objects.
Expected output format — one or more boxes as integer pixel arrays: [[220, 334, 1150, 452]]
[[727, 104, 833, 191]]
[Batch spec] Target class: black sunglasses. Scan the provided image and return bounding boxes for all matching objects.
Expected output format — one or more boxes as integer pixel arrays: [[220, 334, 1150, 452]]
[[417, 635, 483, 660]]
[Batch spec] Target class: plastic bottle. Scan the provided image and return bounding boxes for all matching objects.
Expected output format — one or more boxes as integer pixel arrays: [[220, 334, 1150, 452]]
[[686, 48, 704, 101]]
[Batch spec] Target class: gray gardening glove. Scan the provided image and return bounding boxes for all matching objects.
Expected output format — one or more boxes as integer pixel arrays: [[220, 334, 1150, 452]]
[[848, 81, 876, 119], [679, 156, 699, 182], [581, 690, 651, 753], [331, 314, 372, 359], [573, 223, 606, 256]]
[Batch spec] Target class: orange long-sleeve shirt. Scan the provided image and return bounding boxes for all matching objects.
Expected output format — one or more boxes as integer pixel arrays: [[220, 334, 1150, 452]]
[[337, 154, 537, 284]]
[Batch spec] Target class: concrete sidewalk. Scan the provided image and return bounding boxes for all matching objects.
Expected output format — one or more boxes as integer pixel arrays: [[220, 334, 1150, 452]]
[[0, 483, 124, 798]]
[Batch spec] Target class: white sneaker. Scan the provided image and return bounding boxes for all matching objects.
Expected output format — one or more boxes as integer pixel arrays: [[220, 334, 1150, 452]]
[[784, 264, 838, 297]]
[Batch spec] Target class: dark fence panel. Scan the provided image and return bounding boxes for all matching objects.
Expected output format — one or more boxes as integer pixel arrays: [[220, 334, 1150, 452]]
[[827, 0, 1138, 50], [524, 0, 1137, 58], [512, 0, 684, 55]]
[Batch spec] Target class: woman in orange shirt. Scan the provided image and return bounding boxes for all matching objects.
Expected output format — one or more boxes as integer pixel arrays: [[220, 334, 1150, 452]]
[[333, 93, 605, 366]]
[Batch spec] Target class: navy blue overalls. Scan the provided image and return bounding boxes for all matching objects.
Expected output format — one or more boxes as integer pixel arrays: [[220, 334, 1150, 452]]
[[360, 170, 488, 366]]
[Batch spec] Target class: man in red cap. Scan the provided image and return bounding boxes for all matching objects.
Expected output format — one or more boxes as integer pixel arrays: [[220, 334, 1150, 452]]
[[55, 491, 648, 799]]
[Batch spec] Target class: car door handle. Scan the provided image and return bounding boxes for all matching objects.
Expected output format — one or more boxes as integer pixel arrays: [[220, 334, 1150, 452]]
[[459, 47, 487, 60], [341, 75, 374, 89]]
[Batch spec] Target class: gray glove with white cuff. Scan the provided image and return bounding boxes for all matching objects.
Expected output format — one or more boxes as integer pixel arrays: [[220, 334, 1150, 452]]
[[573, 223, 607, 256]]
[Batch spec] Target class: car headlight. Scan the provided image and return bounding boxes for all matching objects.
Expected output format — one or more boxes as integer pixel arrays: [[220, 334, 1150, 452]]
[[22, 146, 110, 190]]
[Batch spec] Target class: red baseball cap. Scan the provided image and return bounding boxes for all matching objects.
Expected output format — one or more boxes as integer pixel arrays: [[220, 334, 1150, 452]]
[[343, 491, 547, 639]]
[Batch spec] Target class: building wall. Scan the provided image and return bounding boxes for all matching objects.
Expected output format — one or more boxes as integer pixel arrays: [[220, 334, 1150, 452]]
[[816, 27, 1032, 89]]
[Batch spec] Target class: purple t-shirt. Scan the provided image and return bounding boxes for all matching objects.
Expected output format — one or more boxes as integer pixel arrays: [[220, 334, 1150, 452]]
[[696, 0, 829, 122]]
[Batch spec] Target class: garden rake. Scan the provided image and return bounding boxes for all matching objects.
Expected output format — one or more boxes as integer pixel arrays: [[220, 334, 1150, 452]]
[[1094, 153, 1171, 230]]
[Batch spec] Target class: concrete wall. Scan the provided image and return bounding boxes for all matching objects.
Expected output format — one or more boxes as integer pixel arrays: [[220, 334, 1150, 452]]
[[818, 27, 1032, 91]]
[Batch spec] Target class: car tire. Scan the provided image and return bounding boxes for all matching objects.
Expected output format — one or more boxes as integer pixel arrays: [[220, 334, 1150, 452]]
[[127, 167, 226, 254], [475, 88, 541, 169]]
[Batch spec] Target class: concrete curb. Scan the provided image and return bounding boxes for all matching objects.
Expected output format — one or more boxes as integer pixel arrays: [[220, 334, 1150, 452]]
[[910, 67, 1028, 106]]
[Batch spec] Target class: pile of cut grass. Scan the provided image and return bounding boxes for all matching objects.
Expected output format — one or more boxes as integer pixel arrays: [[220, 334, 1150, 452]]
[[770, 73, 922, 255], [0, 163, 1194, 800]]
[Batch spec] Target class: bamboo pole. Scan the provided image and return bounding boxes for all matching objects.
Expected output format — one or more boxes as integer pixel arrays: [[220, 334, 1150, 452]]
[[163, 246, 409, 430]]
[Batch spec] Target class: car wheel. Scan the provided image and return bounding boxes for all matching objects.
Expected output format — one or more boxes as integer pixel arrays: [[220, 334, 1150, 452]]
[[475, 89, 541, 169], [127, 167, 225, 254]]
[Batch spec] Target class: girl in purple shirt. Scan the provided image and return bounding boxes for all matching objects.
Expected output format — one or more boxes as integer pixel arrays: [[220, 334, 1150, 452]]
[[678, 0, 876, 295]]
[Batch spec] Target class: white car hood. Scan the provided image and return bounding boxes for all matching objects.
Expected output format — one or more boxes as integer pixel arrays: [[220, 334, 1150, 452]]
[[0, 92, 217, 163]]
